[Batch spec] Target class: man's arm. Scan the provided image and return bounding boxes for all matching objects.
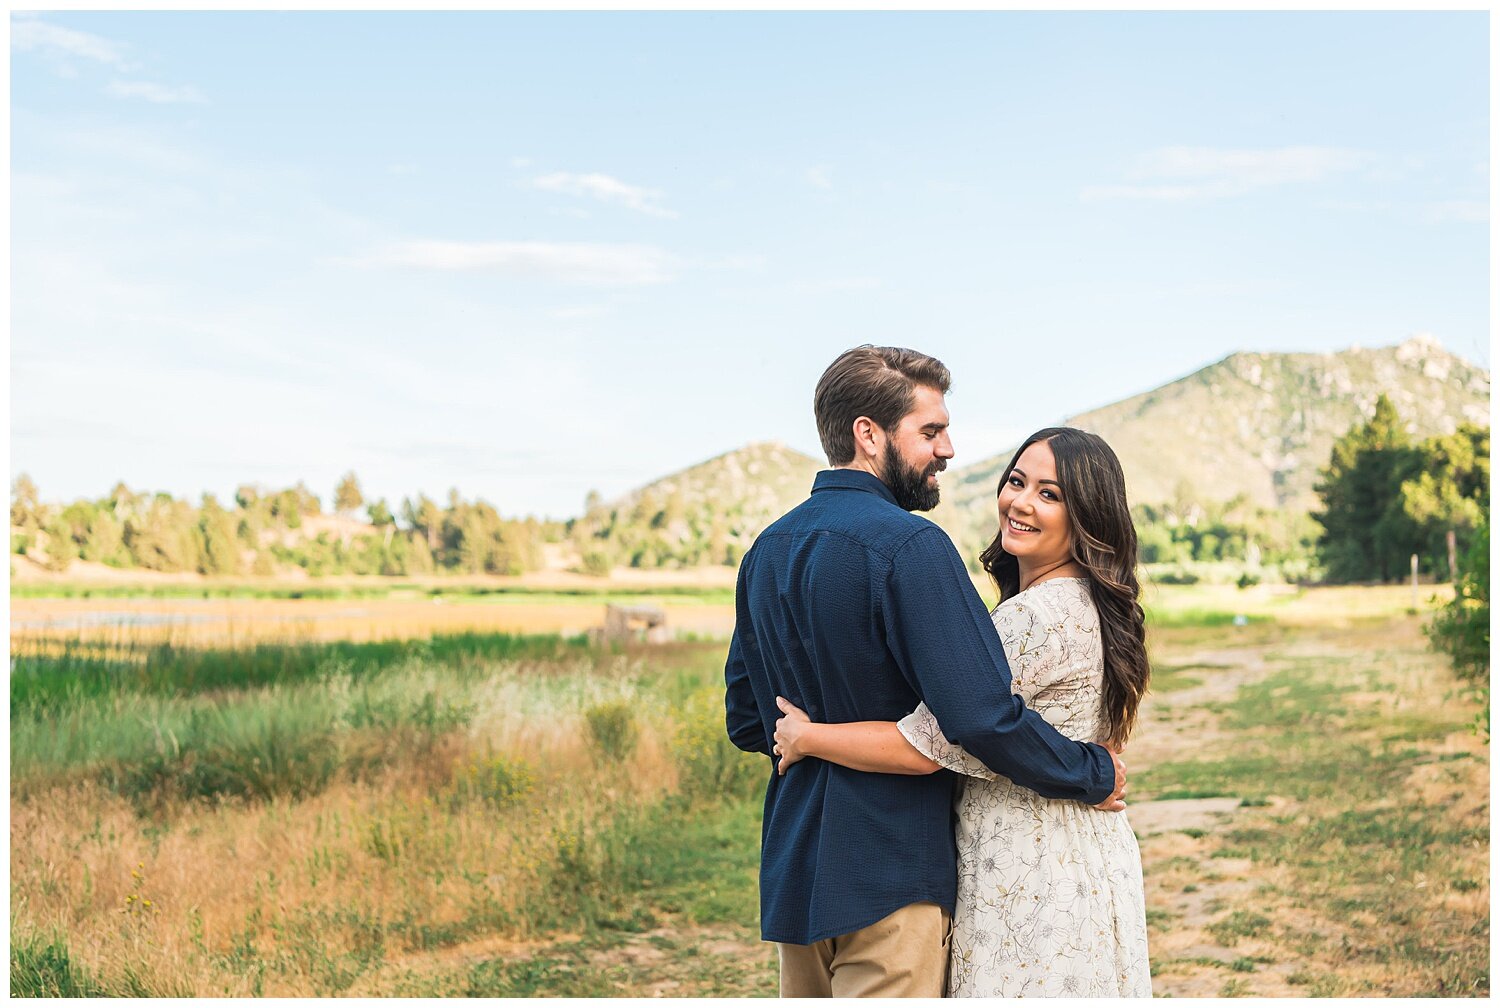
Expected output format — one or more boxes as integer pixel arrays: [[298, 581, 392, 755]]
[[884, 526, 1121, 805], [725, 624, 772, 755], [724, 557, 771, 756]]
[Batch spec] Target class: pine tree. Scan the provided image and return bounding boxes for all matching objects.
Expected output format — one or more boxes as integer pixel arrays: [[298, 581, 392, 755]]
[[1313, 395, 1425, 583]]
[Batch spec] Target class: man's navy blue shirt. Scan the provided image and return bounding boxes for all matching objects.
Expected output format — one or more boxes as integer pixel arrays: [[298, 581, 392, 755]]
[[725, 468, 1115, 945]]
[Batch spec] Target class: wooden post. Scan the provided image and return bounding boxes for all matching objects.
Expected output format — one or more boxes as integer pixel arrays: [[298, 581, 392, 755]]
[[1447, 529, 1458, 583], [1411, 553, 1419, 610]]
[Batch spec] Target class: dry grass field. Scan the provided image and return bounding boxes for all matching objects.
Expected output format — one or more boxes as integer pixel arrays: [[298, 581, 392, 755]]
[[9, 581, 1488, 997]]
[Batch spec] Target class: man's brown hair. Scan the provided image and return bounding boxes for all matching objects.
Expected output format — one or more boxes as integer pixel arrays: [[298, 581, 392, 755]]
[[813, 346, 952, 466]]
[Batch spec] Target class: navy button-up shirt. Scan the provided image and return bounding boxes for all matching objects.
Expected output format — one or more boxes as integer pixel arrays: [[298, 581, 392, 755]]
[[725, 468, 1115, 945]]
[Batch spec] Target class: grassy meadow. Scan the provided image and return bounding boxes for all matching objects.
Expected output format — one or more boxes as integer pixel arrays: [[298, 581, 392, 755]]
[[9, 580, 1489, 997]]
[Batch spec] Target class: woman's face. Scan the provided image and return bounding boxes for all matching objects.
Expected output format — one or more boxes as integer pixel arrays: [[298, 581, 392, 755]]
[[996, 439, 1073, 568]]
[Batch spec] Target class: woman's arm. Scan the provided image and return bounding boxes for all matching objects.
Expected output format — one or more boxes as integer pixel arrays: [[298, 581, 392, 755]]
[[773, 697, 940, 776]]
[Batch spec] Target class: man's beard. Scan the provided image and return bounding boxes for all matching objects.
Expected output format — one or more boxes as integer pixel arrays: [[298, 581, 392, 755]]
[[882, 442, 944, 512]]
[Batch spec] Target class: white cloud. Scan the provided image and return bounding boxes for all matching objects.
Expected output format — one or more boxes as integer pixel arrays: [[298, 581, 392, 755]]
[[12, 16, 129, 68], [531, 171, 678, 218], [106, 80, 207, 104], [1082, 145, 1373, 201], [350, 240, 677, 286], [807, 165, 834, 190]]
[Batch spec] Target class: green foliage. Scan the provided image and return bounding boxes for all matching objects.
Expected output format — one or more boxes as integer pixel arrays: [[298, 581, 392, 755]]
[[1316, 402, 1490, 585], [12, 477, 560, 579], [670, 690, 765, 803], [112, 699, 346, 806], [11, 630, 587, 711], [579, 548, 613, 577], [441, 754, 536, 811], [1403, 424, 1489, 577], [1428, 516, 1489, 683], [11, 472, 40, 530], [334, 472, 364, 515], [1314, 395, 1427, 582], [198, 494, 242, 575], [584, 700, 639, 761], [10, 932, 110, 997], [367, 498, 394, 527]]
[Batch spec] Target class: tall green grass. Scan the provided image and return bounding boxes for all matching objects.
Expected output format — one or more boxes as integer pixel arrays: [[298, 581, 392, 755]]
[[11, 630, 592, 711]]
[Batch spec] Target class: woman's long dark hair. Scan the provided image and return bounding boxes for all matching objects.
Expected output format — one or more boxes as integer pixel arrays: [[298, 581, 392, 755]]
[[978, 427, 1149, 748]]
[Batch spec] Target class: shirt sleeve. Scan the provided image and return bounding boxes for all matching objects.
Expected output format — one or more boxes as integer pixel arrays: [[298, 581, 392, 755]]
[[882, 525, 1114, 805], [897, 702, 997, 780], [724, 559, 771, 756]]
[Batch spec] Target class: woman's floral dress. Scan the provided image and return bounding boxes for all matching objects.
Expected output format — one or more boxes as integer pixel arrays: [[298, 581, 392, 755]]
[[897, 576, 1151, 997]]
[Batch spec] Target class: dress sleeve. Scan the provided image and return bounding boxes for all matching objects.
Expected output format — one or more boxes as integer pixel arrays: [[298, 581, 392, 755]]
[[883, 526, 1114, 805], [992, 594, 1071, 703], [896, 702, 998, 781]]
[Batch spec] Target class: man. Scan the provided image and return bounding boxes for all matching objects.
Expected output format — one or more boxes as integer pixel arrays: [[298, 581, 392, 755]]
[[724, 345, 1126, 997]]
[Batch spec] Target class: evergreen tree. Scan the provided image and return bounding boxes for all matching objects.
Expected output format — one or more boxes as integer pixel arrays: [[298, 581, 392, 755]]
[[1313, 395, 1426, 583]]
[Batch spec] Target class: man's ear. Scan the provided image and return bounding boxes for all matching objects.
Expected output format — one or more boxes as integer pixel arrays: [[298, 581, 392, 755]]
[[852, 416, 883, 461]]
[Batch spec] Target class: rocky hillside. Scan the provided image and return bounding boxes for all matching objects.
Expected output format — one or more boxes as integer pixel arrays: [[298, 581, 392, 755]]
[[572, 337, 1486, 572], [569, 441, 824, 569], [930, 336, 1488, 555]]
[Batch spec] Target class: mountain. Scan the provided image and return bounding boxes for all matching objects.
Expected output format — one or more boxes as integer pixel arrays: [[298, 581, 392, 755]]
[[579, 337, 1486, 572], [929, 335, 1489, 556], [569, 441, 823, 569]]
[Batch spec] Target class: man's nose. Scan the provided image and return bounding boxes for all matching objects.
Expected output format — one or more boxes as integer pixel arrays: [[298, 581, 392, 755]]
[[936, 432, 955, 459]]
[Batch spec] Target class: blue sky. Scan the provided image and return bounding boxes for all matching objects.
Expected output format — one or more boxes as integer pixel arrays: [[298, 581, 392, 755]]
[[11, 11, 1489, 519]]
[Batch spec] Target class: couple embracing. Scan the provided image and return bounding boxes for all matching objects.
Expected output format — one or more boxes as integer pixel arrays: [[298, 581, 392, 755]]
[[725, 345, 1152, 998]]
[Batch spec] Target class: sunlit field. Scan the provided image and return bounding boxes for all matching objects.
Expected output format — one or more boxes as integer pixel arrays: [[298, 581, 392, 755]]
[[10, 582, 1487, 997]]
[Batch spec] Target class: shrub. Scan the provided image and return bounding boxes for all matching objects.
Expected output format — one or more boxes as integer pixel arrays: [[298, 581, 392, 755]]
[[670, 690, 764, 803], [441, 754, 536, 811], [1428, 518, 1488, 682], [584, 700, 638, 761]]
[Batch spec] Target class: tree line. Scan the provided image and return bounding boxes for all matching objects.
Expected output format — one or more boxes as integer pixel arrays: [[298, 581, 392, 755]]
[[1310, 394, 1488, 684], [10, 473, 560, 577], [1312, 394, 1488, 585]]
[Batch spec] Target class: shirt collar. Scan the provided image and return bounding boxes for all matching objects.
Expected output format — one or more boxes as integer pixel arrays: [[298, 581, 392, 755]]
[[812, 468, 900, 508]]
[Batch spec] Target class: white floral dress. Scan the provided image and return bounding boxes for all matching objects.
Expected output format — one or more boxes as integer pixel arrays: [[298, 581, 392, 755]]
[[897, 577, 1151, 998]]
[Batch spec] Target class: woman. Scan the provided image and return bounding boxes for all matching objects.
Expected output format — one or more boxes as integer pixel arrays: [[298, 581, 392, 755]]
[[772, 427, 1152, 997]]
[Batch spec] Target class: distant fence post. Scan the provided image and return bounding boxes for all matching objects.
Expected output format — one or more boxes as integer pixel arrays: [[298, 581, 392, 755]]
[[1411, 553, 1419, 610]]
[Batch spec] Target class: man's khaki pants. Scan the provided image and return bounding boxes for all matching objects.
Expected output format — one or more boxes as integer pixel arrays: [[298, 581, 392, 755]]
[[777, 901, 951, 997]]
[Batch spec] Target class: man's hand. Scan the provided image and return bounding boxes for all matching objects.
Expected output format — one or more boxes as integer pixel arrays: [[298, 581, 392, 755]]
[[1093, 746, 1127, 812]]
